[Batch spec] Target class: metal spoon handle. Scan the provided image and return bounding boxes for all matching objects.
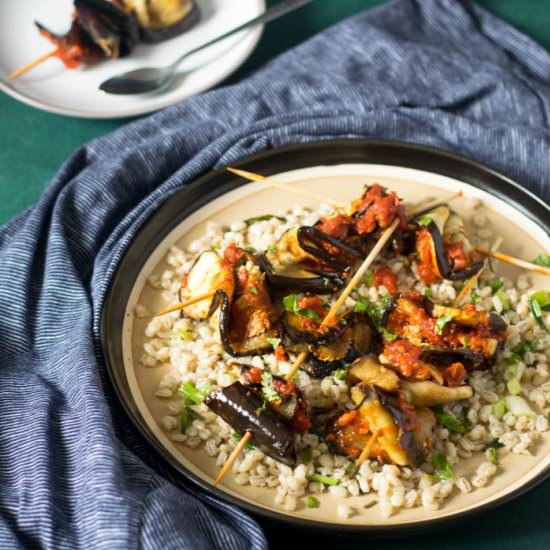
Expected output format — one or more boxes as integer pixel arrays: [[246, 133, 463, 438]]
[[170, 0, 313, 69]]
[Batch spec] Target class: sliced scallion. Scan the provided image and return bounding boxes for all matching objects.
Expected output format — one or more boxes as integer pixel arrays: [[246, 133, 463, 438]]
[[309, 473, 340, 486]]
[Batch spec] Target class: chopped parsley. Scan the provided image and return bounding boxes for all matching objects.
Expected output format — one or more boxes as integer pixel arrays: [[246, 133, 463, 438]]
[[381, 328, 397, 342], [309, 473, 340, 486], [496, 289, 510, 311], [418, 215, 433, 227], [331, 367, 347, 381], [532, 254, 550, 267], [244, 214, 286, 226], [507, 340, 538, 366], [435, 411, 467, 434], [529, 298, 548, 331], [266, 337, 281, 349], [364, 271, 375, 287], [300, 308, 320, 320], [261, 370, 280, 402], [531, 290, 550, 310], [249, 285, 258, 295], [431, 453, 454, 481], [306, 496, 319, 508], [491, 399, 506, 419], [486, 447, 499, 465], [298, 446, 313, 463], [255, 399, 268, 416], [489, 279, 504, 292], [266, 244, 277, 254], [345, 461, 356, 477], [179, 382, 211, 405], [232, 432, 254, 450], [282, 293, 321, 320], [180, 409, 189, 433], [176, 328, 194, 340], [435, 314, 455, 335]]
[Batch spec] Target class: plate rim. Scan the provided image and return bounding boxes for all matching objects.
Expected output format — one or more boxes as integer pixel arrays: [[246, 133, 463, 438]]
[[0, 0, 265, 119], [100, 138, 550, 536]]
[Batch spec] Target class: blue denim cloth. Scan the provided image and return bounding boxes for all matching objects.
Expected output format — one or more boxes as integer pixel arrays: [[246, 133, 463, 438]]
[[1, 1, 549, 548]]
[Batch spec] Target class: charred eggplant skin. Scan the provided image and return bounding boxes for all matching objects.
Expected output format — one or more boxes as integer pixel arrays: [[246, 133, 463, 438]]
[[255, 254, 343, 294], [204, 382, 296, 466], [209, 289, 275, 357], [418, 215, 483, 281], [297, 226, 362, 271], [75, 0, 139, 57], [139, 0, 200, 43], [375, 388, 428, 469]]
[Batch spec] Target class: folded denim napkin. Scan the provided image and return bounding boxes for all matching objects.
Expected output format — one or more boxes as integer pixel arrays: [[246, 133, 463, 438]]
[[1, 0, 549, 547]]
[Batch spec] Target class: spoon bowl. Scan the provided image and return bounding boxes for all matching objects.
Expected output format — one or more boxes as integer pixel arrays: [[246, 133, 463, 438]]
[[100, 67, 173, 95]]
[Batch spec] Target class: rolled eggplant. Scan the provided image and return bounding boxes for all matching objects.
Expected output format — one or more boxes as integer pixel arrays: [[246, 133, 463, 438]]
[[124, 0, 201, 43], [205, 382, 296, 466], [415, 206, 483, 283], [326, 385, 434, 468]]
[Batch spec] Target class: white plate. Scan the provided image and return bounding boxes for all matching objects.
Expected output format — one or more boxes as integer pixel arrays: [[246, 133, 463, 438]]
[[0, 0, 265, 118]]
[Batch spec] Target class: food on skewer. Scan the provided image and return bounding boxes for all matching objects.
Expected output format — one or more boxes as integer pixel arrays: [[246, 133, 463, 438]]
[[9, 0, 199, 79], [415, 206, 484, 283], [126, 0, 200, 43], [143, 179, 550, 516]]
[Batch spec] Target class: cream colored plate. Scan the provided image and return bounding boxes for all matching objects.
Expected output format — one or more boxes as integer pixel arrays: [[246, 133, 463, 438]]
[[122, 164, 550, 527]]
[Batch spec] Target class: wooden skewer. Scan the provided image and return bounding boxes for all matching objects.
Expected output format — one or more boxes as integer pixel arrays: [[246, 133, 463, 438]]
[[455, 237, 503, 307], [216, 218, 402, 479], [284, 350, 308, 382], [156, 291, 215, 316], [407, 191, 462, 217], [214, 432, 252, 485], [228, 166, 462, 218], [9, 49, 58, 80], [474, 246, 550, 277], [355, 428, 382, 470], [227, 167, 347, 210], [322, 218, 401, 328]]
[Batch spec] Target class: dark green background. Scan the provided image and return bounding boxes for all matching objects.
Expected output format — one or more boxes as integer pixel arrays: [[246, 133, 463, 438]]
[[1, 1, 549, 548]]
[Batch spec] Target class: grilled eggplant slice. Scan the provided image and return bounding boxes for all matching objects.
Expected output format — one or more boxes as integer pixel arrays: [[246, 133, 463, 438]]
[[205, 382, 296, 466]]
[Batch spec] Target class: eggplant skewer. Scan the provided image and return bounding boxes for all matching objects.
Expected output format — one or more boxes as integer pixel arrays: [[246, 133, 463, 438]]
[[9, 0, 199, 80]]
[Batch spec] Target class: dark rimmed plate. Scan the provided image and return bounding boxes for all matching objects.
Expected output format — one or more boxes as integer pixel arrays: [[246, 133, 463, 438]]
[[101, 139, 550, 536]]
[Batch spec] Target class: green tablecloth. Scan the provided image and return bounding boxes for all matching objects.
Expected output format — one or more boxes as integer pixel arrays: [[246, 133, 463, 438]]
[[1, 1, 549, 548]]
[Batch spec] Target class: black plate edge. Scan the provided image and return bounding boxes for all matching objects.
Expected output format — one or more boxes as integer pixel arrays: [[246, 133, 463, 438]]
[[100, 138, 550, 538]]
